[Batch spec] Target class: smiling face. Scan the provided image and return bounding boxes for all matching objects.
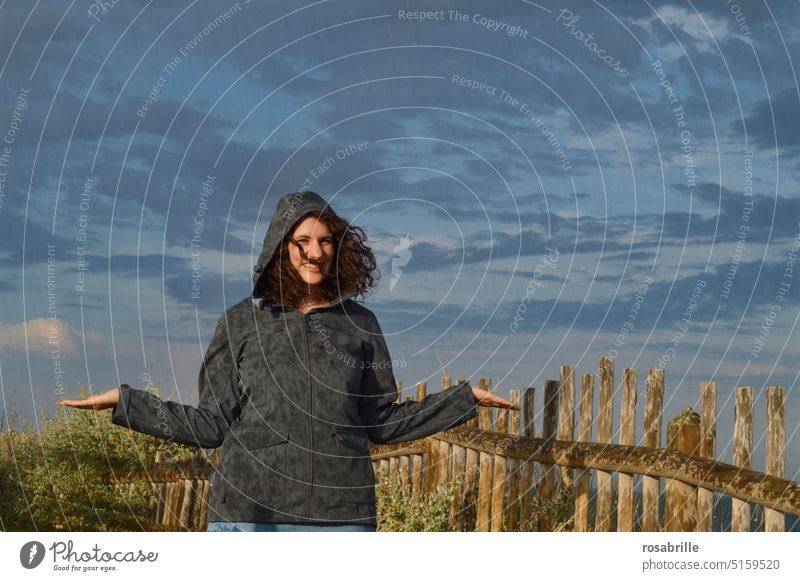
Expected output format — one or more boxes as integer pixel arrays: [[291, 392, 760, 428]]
[[288, 215, 335, 286]]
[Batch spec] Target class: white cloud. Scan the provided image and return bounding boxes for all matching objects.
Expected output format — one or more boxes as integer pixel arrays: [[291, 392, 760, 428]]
[[656, 5, 734, 51], [630, 5, 748, 60], [0, 317, 78, 353]]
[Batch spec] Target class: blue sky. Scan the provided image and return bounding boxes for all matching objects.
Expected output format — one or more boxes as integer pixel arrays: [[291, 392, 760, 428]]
[[1, 0, 799, 476]]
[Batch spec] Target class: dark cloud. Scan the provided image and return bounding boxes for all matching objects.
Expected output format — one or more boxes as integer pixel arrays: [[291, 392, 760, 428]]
[[671, 181, 800, 243], [607, 250, 657, 262], [389, 211, 648, 274], [735, 88, 800, 151], [84, 253, 186, 278], [372, 254, 795, 342], [0, 209, 72, 268], [163, 265, 251, 314]]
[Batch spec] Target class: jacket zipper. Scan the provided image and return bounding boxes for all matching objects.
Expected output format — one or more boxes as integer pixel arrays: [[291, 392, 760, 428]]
[[303, 311, 314, 518]]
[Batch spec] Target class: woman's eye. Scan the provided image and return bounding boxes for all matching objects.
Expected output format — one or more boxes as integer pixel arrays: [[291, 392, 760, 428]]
[[295, 238, 333, 246]]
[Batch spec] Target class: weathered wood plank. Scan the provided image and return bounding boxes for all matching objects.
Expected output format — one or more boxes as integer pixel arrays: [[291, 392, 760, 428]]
[[575, 373, 593, 532], [450, 443, 468, 530], [411, 386, 425, 500], [697, 381, 717, 531], [595, 356, 614, 532], [434, 427, 800, 516], [490, 406, 509, 531], [423, 438, 441, 497], [440, 376, 452, 486], [664, 408, 700, 531], [416, 381, 428, 492], [389, 456, 400, 480], [179, 478, 194, 530], [462, 377, 480, 527], [155, 482, 167, 525], [617, 367, 637, 532], [411, 452, 423, 500], [476, 377, 495, 531], [519, 387, 536, 528], [197, 479, 209, 531], [400, 454, 410, 488], [506, 389, 522, 531], [369, 442, 426, 460], [732, 387, 754, 532], [558, 365, 576, 491], [538, 379, 559, 531], [765, 386, 785, 532], [642, 368, 664, 531]]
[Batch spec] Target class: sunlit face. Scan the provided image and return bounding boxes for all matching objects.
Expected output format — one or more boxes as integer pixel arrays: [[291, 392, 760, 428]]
[[288, 215, 335, 285]]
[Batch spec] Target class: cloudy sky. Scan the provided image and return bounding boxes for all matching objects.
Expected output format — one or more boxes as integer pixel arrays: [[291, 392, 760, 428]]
[[1, 0, 798, 476]]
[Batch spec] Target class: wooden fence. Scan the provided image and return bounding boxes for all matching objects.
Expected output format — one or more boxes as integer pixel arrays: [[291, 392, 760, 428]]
[[108, 356, 799, 531]]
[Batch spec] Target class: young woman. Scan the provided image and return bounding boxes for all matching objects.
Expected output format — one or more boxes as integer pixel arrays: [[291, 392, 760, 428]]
[[61, 191, 517, 532]]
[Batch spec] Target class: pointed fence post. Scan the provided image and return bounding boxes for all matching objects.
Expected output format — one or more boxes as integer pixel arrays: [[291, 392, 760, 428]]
[[538, 379, 560, 531], [732, 387, 754, 531], [557, 366, 576, 492], [617, 368, 637, 531], [574, 373, 594, 532], [490, 404, 509, 531], [414, 381, 427, 498], [697, 381, 717, 531], [439, 376, 452, 484], [765, 386, 786, 532], [506, 389, 522, 531], [664, 407, 700, 531], [595, 356, 614, 531], [642, 368, 664, 531], [518, 386, 536, 529], [475, 377, 495, 531]]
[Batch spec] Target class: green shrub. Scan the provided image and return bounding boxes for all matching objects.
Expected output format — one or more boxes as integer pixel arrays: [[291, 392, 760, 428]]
[[375, 468, 462, 532], [518, 482, 577, 532], [0, 387, 194, 531], [374, 462, 579, 532]]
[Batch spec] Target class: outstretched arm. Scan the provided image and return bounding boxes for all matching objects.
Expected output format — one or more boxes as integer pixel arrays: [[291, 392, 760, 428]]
[[60, 314, 244, 449], [357, 314, 518, 445], [471, 386, 518, 410], [60, 387, 120, 410]]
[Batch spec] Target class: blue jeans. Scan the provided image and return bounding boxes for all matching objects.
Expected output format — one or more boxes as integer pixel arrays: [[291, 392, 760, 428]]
[[207, 521, 376, 532]]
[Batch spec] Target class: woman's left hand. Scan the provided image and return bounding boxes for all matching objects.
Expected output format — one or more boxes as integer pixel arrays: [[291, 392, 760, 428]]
[[472, 388, 519, 410]]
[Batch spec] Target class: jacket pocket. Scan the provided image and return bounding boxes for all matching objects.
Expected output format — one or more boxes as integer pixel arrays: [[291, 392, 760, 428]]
[[333, 428, 372, 454], [228, 428, 290, 505], [235, 427, 289, 449], [328, 428, 376, 507]]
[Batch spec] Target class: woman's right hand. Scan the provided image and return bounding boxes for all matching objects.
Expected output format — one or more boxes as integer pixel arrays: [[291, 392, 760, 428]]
[[59, 387, 120, 411]]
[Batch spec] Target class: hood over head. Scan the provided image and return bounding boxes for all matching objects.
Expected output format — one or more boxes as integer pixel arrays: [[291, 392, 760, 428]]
[[251, 191, 357, 310]]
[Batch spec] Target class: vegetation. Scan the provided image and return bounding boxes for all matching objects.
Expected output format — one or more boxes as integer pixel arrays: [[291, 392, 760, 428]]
[[0, 388, 194, 531], [375, 468, 463, 532], [519, 482, 577, 531], [375, 463, 578, 532], [2, 390, 578, 532]]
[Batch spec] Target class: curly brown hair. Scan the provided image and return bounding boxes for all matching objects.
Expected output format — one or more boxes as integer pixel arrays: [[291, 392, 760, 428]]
[[256, 209, 379, 308]]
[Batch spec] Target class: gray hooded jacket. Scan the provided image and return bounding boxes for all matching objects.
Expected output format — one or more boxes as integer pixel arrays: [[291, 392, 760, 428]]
[[111, 191, 479, 527]]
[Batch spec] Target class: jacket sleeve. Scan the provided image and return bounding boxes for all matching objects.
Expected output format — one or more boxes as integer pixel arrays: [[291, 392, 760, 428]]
[[357, 314, 478, 444], [110, 312, 243, 448]]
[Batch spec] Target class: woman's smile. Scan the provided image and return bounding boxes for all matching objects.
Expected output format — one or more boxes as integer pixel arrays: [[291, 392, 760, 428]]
[[289, 215, 336, 283]]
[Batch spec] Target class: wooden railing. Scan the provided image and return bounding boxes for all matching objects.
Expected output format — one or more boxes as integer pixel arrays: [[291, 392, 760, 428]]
[[108, 357, 799, 531]]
